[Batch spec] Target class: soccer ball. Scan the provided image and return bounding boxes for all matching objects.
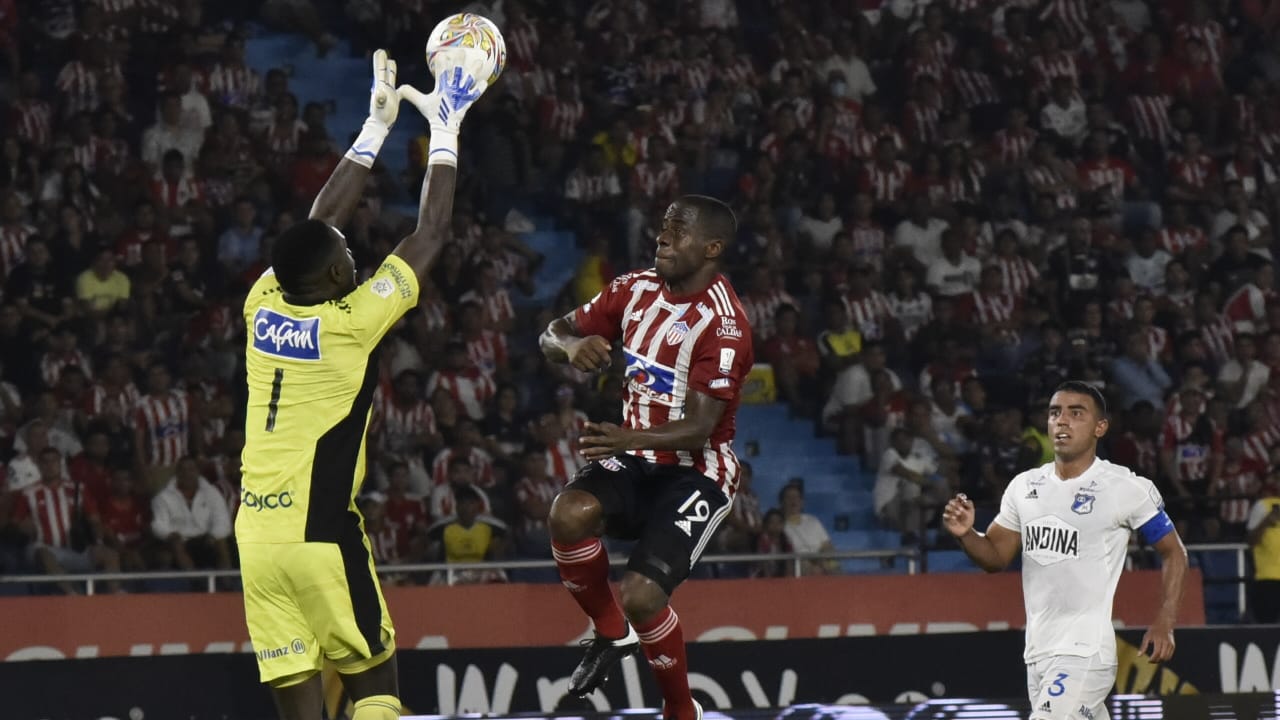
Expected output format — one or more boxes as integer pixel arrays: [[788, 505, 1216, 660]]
[[425, 13, 507, 88]]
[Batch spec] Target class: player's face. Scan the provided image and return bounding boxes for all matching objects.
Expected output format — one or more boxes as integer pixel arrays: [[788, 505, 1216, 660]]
[[654, 202, 705, 283], [329, 228, 357, 295], [1047, 391, 1108, 459]]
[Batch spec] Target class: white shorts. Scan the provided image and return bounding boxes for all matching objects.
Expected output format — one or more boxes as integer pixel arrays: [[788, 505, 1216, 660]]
[[24, 544, 94, 573], [1027, 652, 1115, 720]]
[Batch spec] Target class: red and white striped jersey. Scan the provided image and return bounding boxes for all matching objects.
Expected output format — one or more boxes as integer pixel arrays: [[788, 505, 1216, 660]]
[[11, 99, 53, 148], [1157, 225, 1208, 256], [993, 128, 1037, 166], [716, 55, 756, 87], [1223, 283, 1273, 333], [371, 387, 437, 457], [851, 125, 905, 159], [14, 481, 95, 549], [1175, 21, 1225, 68], [741, 287, 798, 341], [1169, 152, 1215, 190], [1214, 462, 1261, 524], [1077, 158, 1135, 204], [135, 392, 190, 465], [1128, 95, 1173, 145], [85, 381, 141, 418], [426, 368, 496, 421], [1025, 163, 1078, 209], [150, 172, 203, 210], [538, 95, 585, 142], [40, 350, 93, 389], [462, 330, 508, 377], [515, 473, 563, 536], [950, 68, 1001, 109], [458, 288, 515, 330], [994, 254, 1039, 298], [544, 438, 584, 483], [682, 60, 712, 97], [56, 61, 99, 117], [367, 521, 401, 564], [1029, 51, 1080, 94], [858, 161, 912, 204], [1039, 0, 1089, 38], [1242, 425, 1280, 465], [0, 222, 35, 279], [632, 160, 680, 205], [505, 19, 540, 71], [966, 290, 1017, 326], [418, 295, 451, 333], [430, 446, 496, 487], [945, 162, 985, 205], [843, 290, 893, 341], [1161, 414, 1218, 481], [1201, 315, 1235, 367], [204, 63, 261, 109], [642, 57, 682, 86], [656, 101, 690, 137], [903, 100, 941, 145], [573, 270, 754, 496]]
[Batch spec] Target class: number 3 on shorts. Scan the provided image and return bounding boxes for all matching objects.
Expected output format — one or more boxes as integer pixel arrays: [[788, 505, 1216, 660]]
[[1047, 672, 1069, 697]]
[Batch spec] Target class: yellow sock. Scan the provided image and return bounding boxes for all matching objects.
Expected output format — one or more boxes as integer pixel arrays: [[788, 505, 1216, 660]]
[[352, 694, 400, 719]]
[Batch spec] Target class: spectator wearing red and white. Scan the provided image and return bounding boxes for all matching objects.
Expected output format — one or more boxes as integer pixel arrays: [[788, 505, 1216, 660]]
[[1224, 261, 1277, 334], [1194, 292, 1236, 367], [382, 463, 429, 561], [551, 384, 589, 443], [741, 264, 798, 343], [56, 39, 112, 118], [430, 420, 496, 489], [841, 195, 883, 270], [66, 112, 102, 176], [371, 369, 439, 494], [988, 231, 1037, 300], [1040, 77, 1088, 148], [941, 144, 986, 206], [114, 200, 169, 270], [640, 34, 682, 87], [1166, 132, 1218, 203], [39, 326, 92, 390], [427, 343, 497, 423], [851, 104, 905, 160], [141, 92, 204, 170], [1160, 386, 1222, 498], [843, 264, 894, 342], [134, 362, 190, 496], [858, 136, 912, 210], [1254, 104, 1280, 164], [758, 105, 800, 165], [1133, 296, 1172, 364], [1028, 26, 1081, 98], [763, 303, 822, 407], [925, 230, 982, 299], [0, 190, 36, 279], [455, 301, 509, 379], [812, 103, 853, 171], [458, 262, 516, 334], [205, 35, 261, 110], [10, 71, 53, 149], [950, 45, 1001, 113], [12, 447, 122, 592], [904, 29, 947, 86], [990, 106, 1037, 169], [1174, 0, 1226, 69], [1126, 75, 1175, 149], [1240, 401, 1280, 465], [151, 457, 233, 571], [564, 145, 623, 211], [1025, 138, 1081, 210], [260, 93, 308, 170], [1212, 437, 1263, 536], [503, 0, 540, 71], [514, 447, 563, 555], [1158, 202, 1210, 261], [92, 110, 130, 180], [1222, 143, 1278, 201], [98, 468, 149, 570], [1220, 334, 1270, 410], [150, 150, 203, 238], [903, 75, 942, 146], [361, 495, 402, 566], [918, 335, 979, 396], [538, 72, 585, 143], [1079, 2, 1133, 77], [710, 34, 758, 102], [69, 428, 114, 506], [1171, 37, 1224, 104], [430, 456, 494, 522], [962, 264, 1019, 336], [772, 69, 814, 128]]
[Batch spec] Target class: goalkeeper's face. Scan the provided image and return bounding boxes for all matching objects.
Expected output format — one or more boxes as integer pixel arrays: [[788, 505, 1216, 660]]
[[327, 228, 358, 295]]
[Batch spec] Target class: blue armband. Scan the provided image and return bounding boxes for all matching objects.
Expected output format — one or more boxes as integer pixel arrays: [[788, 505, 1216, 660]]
[[1137, 509, 1175, 545]]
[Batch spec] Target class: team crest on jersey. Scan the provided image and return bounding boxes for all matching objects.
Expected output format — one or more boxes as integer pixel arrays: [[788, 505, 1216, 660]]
[[666, 321, 690, 345], [1072, 493, 1096, 515], [252, 309, 321, 361], [599, 457, 624, 472]]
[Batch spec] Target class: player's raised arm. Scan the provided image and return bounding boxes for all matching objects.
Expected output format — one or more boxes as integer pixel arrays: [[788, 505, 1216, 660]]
[[393, 67, 489, 281], [541, 312, 613, 371], [309, 50, 402, 229]]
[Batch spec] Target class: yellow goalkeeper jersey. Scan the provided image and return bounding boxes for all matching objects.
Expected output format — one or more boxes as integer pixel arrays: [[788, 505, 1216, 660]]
[[236, 255, 419, 544]]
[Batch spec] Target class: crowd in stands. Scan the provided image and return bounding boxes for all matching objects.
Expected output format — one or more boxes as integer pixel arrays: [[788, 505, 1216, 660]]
[[1, 0, 1280, 605]]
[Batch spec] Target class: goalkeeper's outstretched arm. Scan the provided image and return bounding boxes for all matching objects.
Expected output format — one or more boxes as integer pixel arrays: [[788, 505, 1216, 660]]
[[310, 49, 402, 229], [394, 66, 488, 282]]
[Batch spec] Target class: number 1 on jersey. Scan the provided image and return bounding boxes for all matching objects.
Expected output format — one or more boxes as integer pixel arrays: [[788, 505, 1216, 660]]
[[266, 368, 284, 431]]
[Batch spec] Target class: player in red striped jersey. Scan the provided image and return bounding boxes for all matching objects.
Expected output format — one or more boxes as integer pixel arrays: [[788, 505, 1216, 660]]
[[541, 196, 750, 720]]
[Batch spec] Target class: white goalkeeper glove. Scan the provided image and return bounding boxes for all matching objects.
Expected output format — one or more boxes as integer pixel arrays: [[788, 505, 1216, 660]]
[[398, 65, 487, 168], [344, 49, 400, 169]]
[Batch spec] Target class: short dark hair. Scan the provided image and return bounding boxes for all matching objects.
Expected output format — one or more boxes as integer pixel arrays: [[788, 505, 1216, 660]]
[[1053, 380, 1107, 417], [271, 219, 338, 295], [683, 195, 737, 248]]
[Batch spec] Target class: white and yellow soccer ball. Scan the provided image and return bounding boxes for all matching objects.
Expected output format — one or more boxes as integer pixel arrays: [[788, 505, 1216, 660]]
[[425, 13, 507, 88]]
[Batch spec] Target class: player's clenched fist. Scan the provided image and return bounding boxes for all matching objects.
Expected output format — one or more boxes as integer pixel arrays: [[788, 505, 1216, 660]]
[[942, 493, 975, 538], [567, 335, 612, 372]]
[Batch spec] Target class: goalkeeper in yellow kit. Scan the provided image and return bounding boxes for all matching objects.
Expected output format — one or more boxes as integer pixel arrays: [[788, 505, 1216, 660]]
[[235, 48, 490, 720]]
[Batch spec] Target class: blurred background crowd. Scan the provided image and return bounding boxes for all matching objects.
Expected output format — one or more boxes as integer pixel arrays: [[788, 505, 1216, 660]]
[[1, 0, 1280, 606]]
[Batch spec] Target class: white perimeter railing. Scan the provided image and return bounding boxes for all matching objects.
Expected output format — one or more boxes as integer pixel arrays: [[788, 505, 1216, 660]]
[[0, 543, 1252, 617]]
